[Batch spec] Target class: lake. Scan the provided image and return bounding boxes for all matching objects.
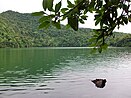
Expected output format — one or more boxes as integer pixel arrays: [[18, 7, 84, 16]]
[[0, 47, 131, 98]]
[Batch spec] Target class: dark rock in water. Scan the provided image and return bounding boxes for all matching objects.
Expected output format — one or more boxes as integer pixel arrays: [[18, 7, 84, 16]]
[[91, 79, 107, 88]]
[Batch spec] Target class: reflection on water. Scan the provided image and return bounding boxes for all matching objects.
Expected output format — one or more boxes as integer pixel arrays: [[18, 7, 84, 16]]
[[0, 47, 131, 98]]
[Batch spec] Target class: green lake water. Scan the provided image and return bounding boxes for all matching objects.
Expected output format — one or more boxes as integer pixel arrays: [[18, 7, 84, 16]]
[[0, 47, 131, 98]]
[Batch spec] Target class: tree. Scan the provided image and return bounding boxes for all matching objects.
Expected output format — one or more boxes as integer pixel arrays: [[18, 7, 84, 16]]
[[32, 0, 131, 52]]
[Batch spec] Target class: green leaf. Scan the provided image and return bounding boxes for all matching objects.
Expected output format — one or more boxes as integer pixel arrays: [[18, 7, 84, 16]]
[[32, 11, 44, 16], [42, 0, 54, 11], [95, 16, 102, 26], [67, 0, 75, 8], [61, 8, 69, 14], [79, 19, 85, 24], [39, 16, 50, 23], [89, 43, 96, 47], [89, 0, 95, 11], [128, 16, 131, 22], [122, 17, 128, 24], [52, 21, 61, 29], [95, 19, 100, 26], [39, 21, 50, 29], [75, 0, 83, 4], [81, 16, 88, 20], [97, 34, 103, 42], [88, 37, 96, 42], [49, 14, 55, 18], [55, 1, 61, 13], [47, 0, 54, 11], [68, 16, 78, 31], [42, 0, 48, 10], [65, 24, 71, 29]]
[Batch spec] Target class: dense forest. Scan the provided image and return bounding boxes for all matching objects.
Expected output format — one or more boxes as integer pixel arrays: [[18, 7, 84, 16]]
[[0, 10, 131, 48]]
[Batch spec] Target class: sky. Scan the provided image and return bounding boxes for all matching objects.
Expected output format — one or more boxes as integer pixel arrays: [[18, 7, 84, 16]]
[[0, 0, 131, 33]]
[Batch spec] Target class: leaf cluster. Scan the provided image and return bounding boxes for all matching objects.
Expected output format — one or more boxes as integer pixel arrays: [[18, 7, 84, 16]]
[[32, 0, 131, 52]]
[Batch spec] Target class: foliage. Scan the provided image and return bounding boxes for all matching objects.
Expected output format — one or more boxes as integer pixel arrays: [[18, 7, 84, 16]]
[[0, 11, 131, 48], [0, 11, 92, 47], [33, 0, 131, 52]]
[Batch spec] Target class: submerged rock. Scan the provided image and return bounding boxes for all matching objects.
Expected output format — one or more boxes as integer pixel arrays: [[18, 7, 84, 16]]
[[91, 79, 107, 88]]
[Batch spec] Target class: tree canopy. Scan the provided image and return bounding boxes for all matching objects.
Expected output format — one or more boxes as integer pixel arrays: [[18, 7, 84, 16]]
[[1, 11, 131, 48], [32, 0, 131, 52]]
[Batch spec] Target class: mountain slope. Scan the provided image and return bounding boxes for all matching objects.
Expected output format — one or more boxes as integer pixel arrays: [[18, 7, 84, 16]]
[[0, 10, 131, 48]]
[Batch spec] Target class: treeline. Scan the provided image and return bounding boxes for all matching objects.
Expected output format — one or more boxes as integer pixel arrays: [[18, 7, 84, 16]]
[[0, 10, 131, 48]]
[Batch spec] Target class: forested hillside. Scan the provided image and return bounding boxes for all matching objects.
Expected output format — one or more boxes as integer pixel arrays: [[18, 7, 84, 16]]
[[0, 10, 131, 48]]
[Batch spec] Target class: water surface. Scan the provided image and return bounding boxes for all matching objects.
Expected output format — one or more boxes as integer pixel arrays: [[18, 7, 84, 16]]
[[0, 47, 131, 98]]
